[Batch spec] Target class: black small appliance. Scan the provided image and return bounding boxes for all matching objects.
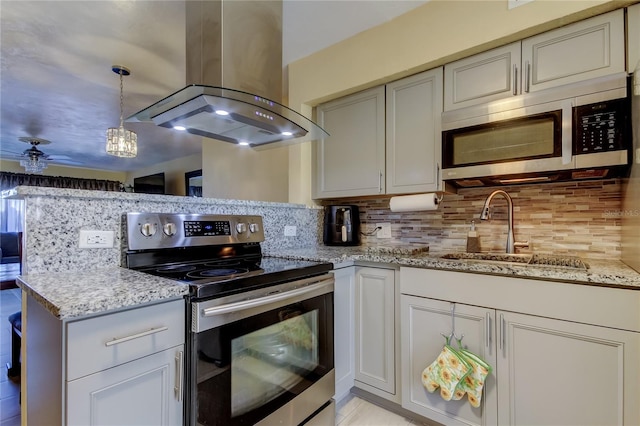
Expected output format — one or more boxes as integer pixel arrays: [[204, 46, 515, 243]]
[[323, 205, 360, 246]]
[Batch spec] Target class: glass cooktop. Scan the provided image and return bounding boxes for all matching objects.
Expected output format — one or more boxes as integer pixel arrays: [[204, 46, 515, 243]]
[[134, 256, 332, 300]]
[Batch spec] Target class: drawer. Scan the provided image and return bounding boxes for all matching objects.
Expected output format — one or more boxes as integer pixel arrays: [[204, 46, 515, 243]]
[[67, 299, 185, 380]]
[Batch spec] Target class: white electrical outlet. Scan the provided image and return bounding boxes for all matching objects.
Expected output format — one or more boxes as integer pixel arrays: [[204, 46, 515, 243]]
[[284, 225, 297, 237], [376, 223, 392, 239], [79, 230, 114, 248]]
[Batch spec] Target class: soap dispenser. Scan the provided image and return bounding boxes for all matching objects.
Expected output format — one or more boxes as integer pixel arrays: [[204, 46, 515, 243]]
[[466, 220, 481, 253]]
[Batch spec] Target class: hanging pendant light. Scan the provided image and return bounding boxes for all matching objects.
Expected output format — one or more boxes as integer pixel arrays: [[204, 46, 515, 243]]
[[106, 65, 137, 157]]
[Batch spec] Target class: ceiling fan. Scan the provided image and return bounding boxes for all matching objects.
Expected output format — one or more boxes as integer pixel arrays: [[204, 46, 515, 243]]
[[16, 137, 51, 173], [2, 137, 82, 173]]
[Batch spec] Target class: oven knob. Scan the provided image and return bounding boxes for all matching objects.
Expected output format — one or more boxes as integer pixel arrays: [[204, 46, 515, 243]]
[[236, 223, 247, 234], [163, 222, 177, 236], [249, 223, 260, 233], [140, 222, 158, 237]]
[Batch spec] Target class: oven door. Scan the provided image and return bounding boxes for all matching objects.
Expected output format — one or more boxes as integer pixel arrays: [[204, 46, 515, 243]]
[[188, 275, 334, 426]]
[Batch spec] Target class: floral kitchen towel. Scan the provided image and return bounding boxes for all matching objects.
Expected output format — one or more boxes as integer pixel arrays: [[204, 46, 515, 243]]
[[421, 345, 470, 401]]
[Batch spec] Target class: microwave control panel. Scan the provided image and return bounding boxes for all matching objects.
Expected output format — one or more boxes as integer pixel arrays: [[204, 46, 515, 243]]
[[574, 98, 629, 154]]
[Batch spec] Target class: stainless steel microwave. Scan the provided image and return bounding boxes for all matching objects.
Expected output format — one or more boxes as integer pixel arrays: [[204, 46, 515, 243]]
[[441, 74, 631, 187]]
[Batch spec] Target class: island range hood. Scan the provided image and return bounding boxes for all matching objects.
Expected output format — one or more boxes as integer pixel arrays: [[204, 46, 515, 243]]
[[127, 0, 327, 147]]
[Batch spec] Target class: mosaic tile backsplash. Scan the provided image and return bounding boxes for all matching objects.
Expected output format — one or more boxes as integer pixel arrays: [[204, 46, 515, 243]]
[[11, 178, 624, 275], [320, 179, 623, 260]]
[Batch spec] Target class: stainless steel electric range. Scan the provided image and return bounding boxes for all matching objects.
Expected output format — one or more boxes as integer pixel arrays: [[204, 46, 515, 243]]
[[125, 212, 335, 426]]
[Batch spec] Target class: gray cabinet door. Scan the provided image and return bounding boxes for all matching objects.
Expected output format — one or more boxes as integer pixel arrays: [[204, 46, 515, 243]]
[[386, 68, 443, 194], [522, 9, 625, 94], [401, 295, 497, 426], [629, 4, 640, 74], [67, 346, 184, 425], [333, 267, 356, 401], [497, 311, 640, 425], [354, 266, 395, 394], [444, 43, 521, 111], [315, 86, 385, 199]]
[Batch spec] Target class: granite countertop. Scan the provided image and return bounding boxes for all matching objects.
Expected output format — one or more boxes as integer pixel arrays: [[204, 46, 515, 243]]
[[264, 246, 640, 290], [17, 267, 189, 320], [18, 245, 640, 321]]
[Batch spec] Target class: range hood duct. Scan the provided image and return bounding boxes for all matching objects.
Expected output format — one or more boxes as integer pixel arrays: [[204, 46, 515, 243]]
[[127, 0, 327, 147]]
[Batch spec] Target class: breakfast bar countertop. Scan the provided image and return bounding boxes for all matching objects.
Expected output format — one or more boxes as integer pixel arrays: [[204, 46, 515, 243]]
[[17, 266, 189, 320], [264, 245, 640, 290]]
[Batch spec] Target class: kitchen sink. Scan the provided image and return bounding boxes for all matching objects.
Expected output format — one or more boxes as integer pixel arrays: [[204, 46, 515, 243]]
[[440, 252, 589, 269]]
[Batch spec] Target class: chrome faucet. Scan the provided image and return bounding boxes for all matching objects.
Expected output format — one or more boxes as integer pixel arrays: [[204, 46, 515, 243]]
[[480, 189, 528, 254]]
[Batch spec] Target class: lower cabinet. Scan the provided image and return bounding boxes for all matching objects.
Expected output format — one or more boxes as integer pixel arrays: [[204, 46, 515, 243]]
[[497, 311, 639, 426], [354, 266, 398, 401], [401, 296, 497, 425], [22, 295, 185, 425], [400, 267, 640, 425], [333, 266, 356, 401], [67, 346, 184, 425], [64, 300, 185, 425]]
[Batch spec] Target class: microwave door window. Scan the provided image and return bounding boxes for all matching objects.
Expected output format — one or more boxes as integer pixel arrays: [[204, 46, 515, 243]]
[[450, 114, 559, 166]]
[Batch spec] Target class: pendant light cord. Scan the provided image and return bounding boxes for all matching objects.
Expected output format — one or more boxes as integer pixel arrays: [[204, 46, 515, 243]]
[[119, 70, 125, 128]]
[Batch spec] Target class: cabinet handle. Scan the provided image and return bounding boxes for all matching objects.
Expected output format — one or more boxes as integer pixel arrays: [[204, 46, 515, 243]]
[[104, 326, 169, 347], [175, 350, 183, 402], [436, 162, 440, 189], [499, 314, 505, 354], [524, 61, 531, 93], [485, 312, 491, 350], [378, 170, 383, 193], [561, 101, 573, 165], [512, 64, 518, 96]]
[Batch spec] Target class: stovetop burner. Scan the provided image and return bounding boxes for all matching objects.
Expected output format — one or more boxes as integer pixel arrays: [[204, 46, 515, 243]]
[[186, 267, 250, 279], [156, 265, 198, 274]]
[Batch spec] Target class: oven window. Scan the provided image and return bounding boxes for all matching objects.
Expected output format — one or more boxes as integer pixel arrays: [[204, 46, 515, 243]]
[[231, 310, 319, 417]]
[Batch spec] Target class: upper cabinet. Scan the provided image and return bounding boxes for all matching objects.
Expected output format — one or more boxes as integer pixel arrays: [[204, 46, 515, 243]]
[[629, 3, 640, 74], [386, 68, 443, 194], [315, 86, 386, 199], [444, 9, 625, 111], [444, 42, 521, 111], [314, 68, 443, 199]]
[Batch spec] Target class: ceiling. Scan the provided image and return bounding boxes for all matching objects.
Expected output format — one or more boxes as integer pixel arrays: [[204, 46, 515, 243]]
[[0, 0, 427, 173]]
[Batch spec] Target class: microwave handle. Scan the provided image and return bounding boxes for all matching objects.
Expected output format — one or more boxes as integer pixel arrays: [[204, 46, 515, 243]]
[[561, 101, 573, 165]]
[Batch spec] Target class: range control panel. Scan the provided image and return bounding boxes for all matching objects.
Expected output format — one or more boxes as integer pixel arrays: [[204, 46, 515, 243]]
[[126, 213, 264, 251], [574, 97, 629, 154]]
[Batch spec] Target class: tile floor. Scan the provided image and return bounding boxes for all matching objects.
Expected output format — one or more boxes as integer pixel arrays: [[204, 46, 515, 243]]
[[0, 288, 21, 426], [0, 288, 424, 426], [336, 394, 427, 426]]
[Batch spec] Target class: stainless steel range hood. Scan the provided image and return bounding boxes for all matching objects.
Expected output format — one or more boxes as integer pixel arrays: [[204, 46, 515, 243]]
[[127, 0, 327, 147]]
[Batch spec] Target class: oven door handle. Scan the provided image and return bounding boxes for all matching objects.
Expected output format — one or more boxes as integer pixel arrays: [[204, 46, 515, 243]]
[[202, 277, 334, 317]]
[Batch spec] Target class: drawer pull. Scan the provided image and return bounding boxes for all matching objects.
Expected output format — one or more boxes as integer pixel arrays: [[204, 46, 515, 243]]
[[104, 326, 169, 347]]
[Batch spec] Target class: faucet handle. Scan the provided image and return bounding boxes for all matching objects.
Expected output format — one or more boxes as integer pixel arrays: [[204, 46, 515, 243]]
[[480, 206, 491, 220]]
